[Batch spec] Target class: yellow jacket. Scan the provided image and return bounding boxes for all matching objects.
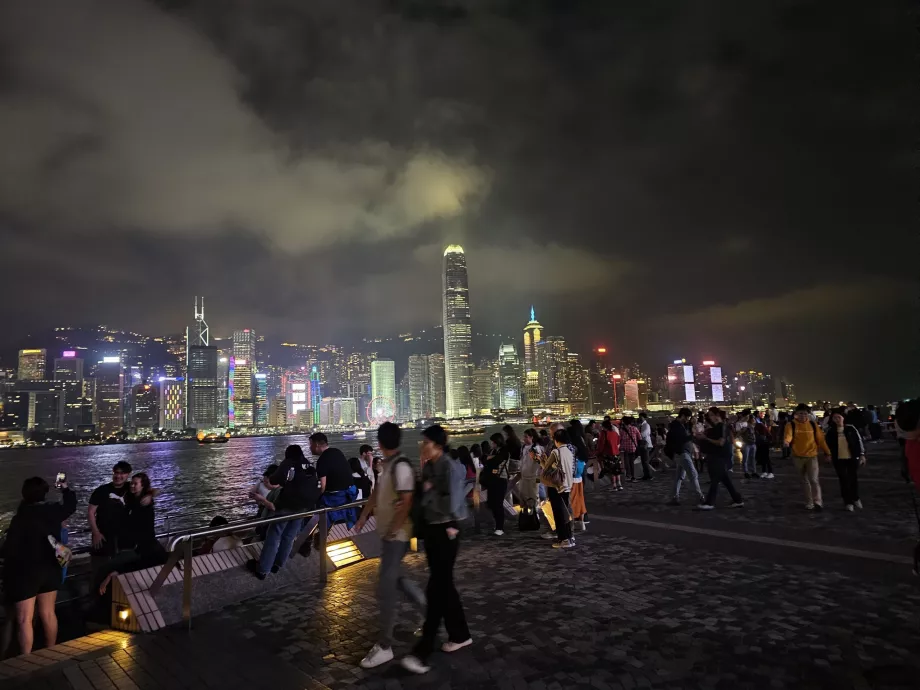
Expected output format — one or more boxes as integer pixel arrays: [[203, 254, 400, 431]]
[[784, 419, 831, 457]]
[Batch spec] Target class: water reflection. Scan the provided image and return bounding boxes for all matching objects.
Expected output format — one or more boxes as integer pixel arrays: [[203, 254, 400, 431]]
[[0, 429, 497, 547]]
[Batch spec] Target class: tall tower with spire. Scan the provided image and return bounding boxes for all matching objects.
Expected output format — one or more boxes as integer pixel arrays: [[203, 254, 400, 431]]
[[523, 307, 543, 407], [442, 245, 473, 418]]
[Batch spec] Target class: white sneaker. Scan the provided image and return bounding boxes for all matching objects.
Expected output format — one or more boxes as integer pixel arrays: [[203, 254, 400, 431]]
[[401, 655, 430, 674], [767, 473, 775, 479], [541, 532, 557, 540], [493, 530, 504, 536], [441, 638, 473, 653], [730, 502, 744, 509], [574, 521, 586, 532], [845, 504, 854, 512], [699, 503, 715, 511], [561, 538, 576, 549], [855, 499, 863, 509], [360, 644, 394, 669]]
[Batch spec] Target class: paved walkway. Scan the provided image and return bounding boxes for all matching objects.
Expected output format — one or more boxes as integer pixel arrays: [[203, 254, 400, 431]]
[[6, 441, 920, 689]]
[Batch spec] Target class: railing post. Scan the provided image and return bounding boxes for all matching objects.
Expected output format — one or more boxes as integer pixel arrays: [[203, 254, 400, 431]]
[[182, 538, 193, 630], [319, 511, 328, 585]]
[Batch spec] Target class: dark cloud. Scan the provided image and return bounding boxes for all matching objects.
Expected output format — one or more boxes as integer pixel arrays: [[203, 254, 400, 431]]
[[0, 0, 915, 401]]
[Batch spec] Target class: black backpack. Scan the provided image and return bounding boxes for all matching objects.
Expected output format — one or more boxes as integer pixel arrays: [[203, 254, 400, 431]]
[[518, 498, 540, 531]]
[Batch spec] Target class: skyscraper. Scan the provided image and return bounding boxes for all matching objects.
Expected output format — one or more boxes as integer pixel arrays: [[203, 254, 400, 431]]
[[18, 349, 46, 381], [158, 377, 185, 431], [370, 359, 396, 405], [427, 354, 446, 417], [54, 351, 83, 382], [540, 336, 568, 403], [566, 353, 589, 414], [95, 357, 124, 436], [442, 245, 472, 417], [310, 366, 322, 425], [472, 361, 494, 415], [522, 308, 542, 407], [130, 383, 159, 432], [408, 355, 430, 420], [497, 344, 523, 410], [254, 373, 268, 426], [232, 329, 256, 426], [187, 346, 219, 429]]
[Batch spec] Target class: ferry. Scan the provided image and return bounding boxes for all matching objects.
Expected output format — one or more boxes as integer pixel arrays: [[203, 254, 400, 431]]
[[443, 422, 486, 436], [342, 429, 367, 441], [197, 429, 231, 444]]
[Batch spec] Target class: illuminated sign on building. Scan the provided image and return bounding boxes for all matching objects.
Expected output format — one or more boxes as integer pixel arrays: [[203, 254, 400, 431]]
[[102, 356, 120, 363], [62, 351, 76, 358]]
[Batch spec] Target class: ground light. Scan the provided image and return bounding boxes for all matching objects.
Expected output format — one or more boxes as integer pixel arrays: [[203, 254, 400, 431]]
[[116, 605, 130, 622], [326, 540, 364, 568]]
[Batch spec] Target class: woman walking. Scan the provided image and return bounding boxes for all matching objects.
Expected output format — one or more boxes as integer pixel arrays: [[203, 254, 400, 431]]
[[402, 425, 472, 675], [619, 417, 641, 482], [541, 428, 576, 549], [827, 408, 867, 511], [2, 476, 76, 655], [483, 434, 511, 535]]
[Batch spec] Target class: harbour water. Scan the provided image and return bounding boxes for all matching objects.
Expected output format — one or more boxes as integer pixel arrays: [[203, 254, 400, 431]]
[[0, 429, 500, 547]]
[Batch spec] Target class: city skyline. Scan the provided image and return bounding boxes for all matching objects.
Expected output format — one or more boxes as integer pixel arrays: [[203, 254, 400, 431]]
[[0, 1, 912, 404]]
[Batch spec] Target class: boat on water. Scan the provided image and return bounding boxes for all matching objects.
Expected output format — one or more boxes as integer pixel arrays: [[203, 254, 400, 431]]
[[443, 422, 486, 435], [197, 429, 231, 444], [342, 430, 367, 441]]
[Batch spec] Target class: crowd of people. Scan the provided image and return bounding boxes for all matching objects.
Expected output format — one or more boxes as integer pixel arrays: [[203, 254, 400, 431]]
[[2, 398, 918, 666]]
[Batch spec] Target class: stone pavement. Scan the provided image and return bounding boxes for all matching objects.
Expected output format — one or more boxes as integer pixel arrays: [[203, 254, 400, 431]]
[[7, 441, 920, 690]]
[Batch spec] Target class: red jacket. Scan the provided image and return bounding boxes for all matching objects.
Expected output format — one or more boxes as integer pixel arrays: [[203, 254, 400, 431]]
[[596, 429, 620, 457]]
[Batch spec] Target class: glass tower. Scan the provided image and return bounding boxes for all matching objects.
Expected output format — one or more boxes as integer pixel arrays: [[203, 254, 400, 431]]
[[442, 245, 472, 418]]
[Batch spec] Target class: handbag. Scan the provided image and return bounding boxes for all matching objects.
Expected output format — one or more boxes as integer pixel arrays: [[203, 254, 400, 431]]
[[48, 534, 72, 567], [540, 450, 565, 488], [518, 499, 540, 531]]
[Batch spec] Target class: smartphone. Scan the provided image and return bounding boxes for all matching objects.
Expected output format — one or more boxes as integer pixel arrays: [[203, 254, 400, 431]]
[[55, 472, 66, 488]]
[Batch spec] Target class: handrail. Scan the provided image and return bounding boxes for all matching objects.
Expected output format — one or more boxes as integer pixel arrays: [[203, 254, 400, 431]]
[[148, 499, 369, 630], [165, 500, 367, 551]]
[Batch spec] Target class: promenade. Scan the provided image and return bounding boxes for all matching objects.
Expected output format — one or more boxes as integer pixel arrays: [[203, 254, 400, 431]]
[[4, 441, 919, 689]]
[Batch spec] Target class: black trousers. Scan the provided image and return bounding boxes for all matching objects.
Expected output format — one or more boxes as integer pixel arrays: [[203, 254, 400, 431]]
[[547, 487, 572, 541], [488, 478, 508, 531], [623, 451, 637, 479], [705, 456, 742, 505], [756, 442, 773, 474], [833, 457, 860, 505], [413, 523, 470, 662]]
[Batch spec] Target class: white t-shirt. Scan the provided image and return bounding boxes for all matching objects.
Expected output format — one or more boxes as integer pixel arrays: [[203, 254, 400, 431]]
[[639, 420, 652, 445]]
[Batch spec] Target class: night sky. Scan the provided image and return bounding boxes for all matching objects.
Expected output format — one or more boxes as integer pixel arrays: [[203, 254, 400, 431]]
[[0, 0, 916, 401]]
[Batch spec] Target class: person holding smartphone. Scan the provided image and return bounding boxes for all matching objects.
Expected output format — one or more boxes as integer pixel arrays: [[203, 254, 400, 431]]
[[1, 475, 76, 654]]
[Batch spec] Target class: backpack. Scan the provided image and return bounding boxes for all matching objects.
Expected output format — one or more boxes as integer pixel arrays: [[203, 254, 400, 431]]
[[790, 420, 818, 440]]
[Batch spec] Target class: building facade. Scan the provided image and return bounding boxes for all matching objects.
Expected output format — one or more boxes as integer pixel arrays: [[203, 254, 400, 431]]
[[522, 308, 542, 407], [442, 245, 472, 417], [187, 346, 219, 429], [497, 343, 522, 410], [95, 357, 124, 436], [158, 378, 185, 431], [407, 354, 430, 420], [427, 354, 446, 417], [231, 329, 256, 426], [18, 349, 47, 381]]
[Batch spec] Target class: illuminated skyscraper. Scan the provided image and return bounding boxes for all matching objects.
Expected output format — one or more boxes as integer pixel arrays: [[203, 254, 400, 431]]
[[540, 336, 568, 403], [254, 373, 268, 426], [158, 377, 185, 431], [442, 245, 472, 417], [310, 366, 322, 425], [522, 308, 542, 406], [232, 329, 256, 426], [408, 355, 431, 420], [497, 344, 522, 410], [371, 360, 396, 406], [472, 361, 494, 414], [187, 346, 219, 429], [566, 352, 589, 414], [54, 352, 83, 382], [427, 354, 446, 417], [18, 349, 46, 381], [95, 357, 124, 436]]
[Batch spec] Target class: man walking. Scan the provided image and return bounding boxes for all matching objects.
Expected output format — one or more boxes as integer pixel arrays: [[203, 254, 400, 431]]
[[637, 413, 654, 481], [666, 408, 704, 505], [784, 403, 832, 511], [355, 423, 425, 669]]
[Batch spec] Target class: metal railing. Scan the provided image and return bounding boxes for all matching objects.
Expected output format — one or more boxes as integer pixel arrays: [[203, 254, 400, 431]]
[[148, 499, 368, 629]]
